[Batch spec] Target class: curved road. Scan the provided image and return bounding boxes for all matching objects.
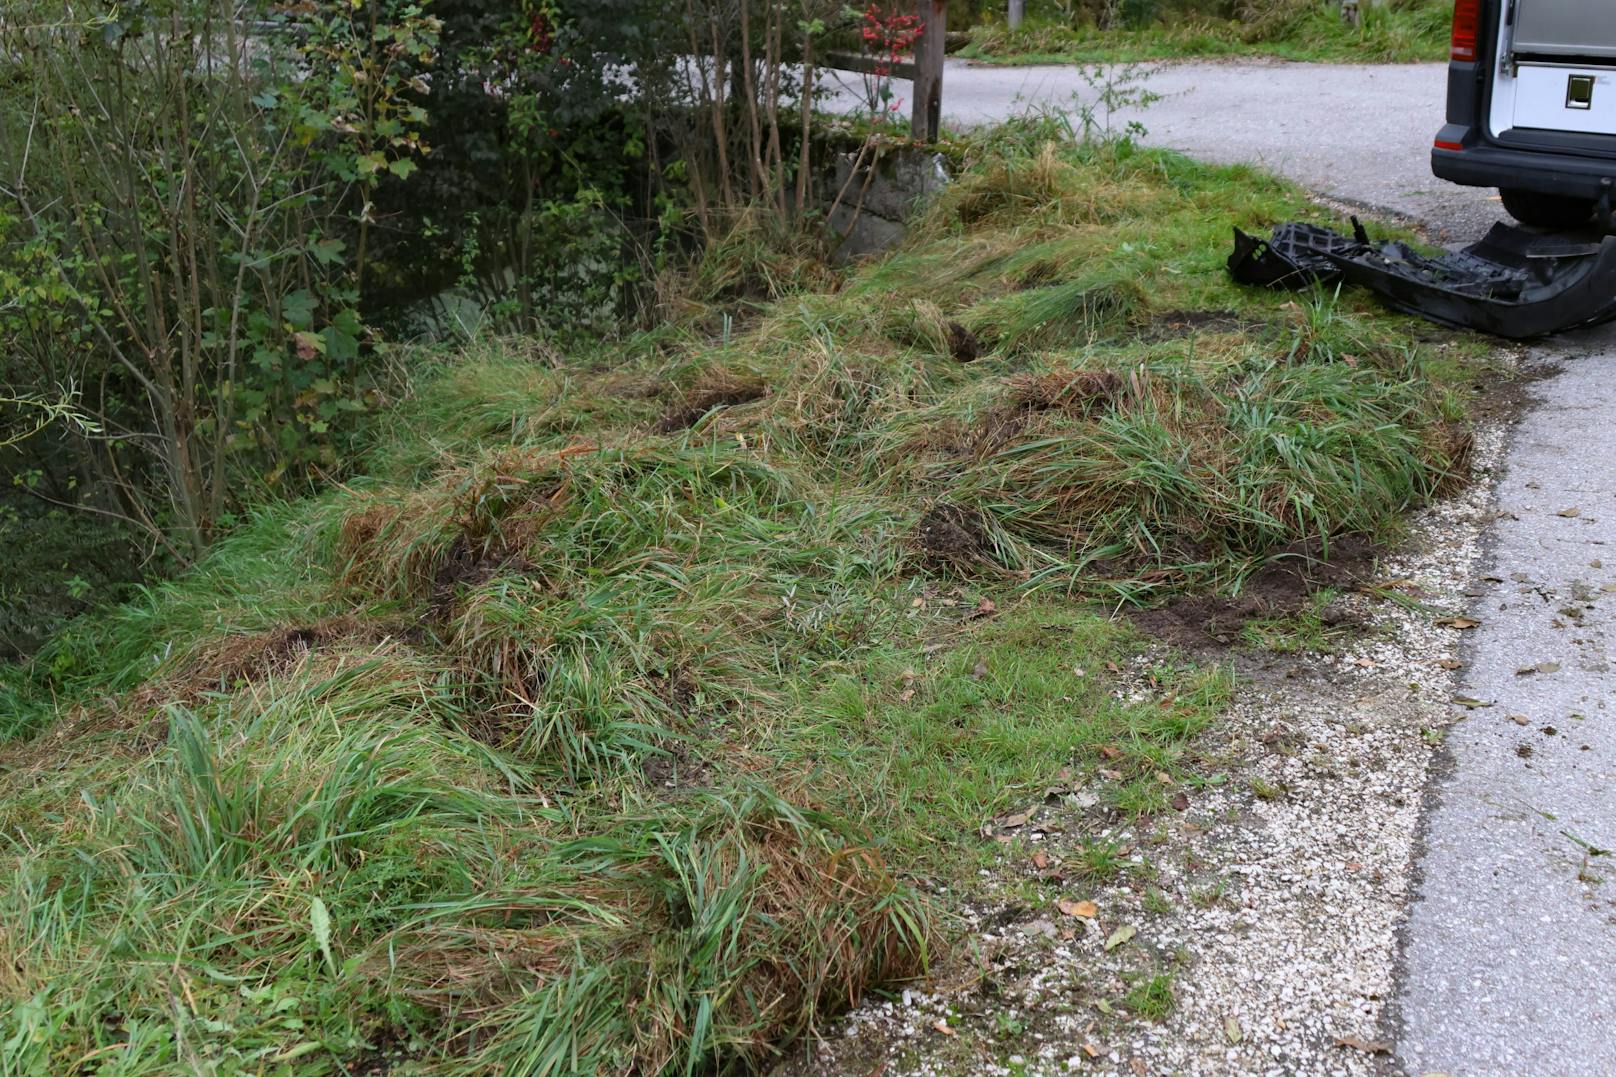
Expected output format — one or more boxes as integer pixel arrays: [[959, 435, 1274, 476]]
[[834, 57, 1616, 1077]]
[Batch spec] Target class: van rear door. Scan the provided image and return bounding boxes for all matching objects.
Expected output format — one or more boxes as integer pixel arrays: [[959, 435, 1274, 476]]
[[1513, 0, 1616, 61], [1498, 0, 1616, 137]]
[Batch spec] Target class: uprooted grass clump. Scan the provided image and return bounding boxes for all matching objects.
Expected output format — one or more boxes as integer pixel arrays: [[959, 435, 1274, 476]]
[[0, 130, 1481, 1073]]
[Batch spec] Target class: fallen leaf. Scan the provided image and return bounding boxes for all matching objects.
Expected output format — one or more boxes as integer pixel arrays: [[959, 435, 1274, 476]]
[[1436, 658, 1464, 670], [1171, 791, 1190, 812], [1436, 616, 1480, 630], [973, 598, 997, 618], [971, 660, 989, 680], [1032, 850, 1050, 870], [1058, 898, 1098, 918], [1100, 745, 1123, 760], [1560, 507, 1583, 518], [1223, 1015, 1243, 1044], [932, 1019, 955, 1037], [1510, 714, 1531, 726], [1602, 582, 1616, 594], [1104, 924, 1137, 951], [1130, 1060, 1147, 1077], [1154, 771, 1172, 785], [1517, 661, 1561, 676], [1334, 1035, 1390, 1055], [1451, 696, 1494, 709], [1099, 768, 1123, 781], [1082, 1043, 1101, 1059], [898, 688, 915, 702]]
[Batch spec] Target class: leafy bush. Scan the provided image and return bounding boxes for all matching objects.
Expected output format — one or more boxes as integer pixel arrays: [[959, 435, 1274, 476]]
[[0, 0, 438, 560]]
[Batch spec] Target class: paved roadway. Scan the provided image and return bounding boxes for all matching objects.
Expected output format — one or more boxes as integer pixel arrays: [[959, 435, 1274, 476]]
[[833, 57, 1616, 1077]]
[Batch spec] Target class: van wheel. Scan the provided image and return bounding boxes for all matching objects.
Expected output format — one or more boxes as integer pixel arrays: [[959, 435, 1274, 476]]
[[1499, 188, 1597, 229]]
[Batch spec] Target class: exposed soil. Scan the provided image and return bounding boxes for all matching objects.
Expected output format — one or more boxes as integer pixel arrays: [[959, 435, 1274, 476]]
[[946, 320, 982, 363], [913, 501, 994, 568], [1141, 308, 1261, 341], [1011, 368, 1124, 417], [965, 368, 1127, 457], [643, 744, 713, 795], [1130, 535, 1380, 650], [430, 534, 520, 620], [656, 377, 769, 432], [141, 616, 388, 706]]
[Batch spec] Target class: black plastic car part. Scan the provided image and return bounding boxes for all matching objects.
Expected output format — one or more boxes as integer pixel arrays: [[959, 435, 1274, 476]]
[[1228, 218, 1616, 339]]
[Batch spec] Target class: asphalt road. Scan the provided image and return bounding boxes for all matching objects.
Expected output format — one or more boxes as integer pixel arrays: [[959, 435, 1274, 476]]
[[836, 57, 1616, 1076], [820, 59, 1504, 239]]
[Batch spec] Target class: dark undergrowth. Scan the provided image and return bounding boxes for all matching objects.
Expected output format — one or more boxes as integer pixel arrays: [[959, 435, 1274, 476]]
[[0, 119, 1484, 1074]]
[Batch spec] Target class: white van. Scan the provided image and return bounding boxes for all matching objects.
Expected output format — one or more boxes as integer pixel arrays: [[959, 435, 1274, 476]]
[[1434, 0, 1616, 227]]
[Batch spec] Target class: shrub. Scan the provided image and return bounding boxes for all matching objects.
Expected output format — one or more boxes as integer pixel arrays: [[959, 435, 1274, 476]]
[[0, 0, 438, 560]]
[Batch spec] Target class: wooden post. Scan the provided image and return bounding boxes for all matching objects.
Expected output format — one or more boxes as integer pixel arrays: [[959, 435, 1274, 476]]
[[1009, 0, 1024, 30], [912, 0, 945, 142]]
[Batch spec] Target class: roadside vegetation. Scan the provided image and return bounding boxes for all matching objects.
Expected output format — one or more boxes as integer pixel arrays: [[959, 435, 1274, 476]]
[[0, 88, 1484, 1071], [961, 0, 1453, 64]]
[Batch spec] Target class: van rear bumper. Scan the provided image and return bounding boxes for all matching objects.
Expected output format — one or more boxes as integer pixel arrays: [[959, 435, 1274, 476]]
[[1434, 123, 1616, 201]]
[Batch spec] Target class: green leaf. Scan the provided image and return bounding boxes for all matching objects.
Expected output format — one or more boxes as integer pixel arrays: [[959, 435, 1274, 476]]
[[310, 238, 346, 266], [281, 290, 317, 329], [311, 896, 335, 975], [387, 158, 418, 180], [1103, 924, 1136, 951]]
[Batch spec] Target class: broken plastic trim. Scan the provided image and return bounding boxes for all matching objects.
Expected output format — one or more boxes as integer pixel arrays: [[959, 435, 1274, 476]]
[[1228, 218, 1616, 339]]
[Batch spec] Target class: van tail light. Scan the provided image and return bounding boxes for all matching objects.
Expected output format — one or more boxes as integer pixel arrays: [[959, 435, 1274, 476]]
[[1450, 0, 1481, 62]]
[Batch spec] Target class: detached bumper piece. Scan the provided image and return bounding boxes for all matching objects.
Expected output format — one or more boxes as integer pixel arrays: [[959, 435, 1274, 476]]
[[1228, 219, 1616, 339]]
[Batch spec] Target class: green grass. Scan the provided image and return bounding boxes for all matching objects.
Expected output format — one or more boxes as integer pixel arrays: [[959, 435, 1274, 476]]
[[0, 118, 1484, 1073], [1123, 972, 1177, 1020], [960, 0, 1453, 65]]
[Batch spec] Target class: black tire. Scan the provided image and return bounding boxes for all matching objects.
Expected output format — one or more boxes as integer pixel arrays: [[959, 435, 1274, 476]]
[[1499, 188, 1597, 229]]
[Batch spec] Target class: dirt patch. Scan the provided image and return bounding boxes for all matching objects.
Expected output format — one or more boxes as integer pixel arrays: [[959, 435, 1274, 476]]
[[1131, 535, 1379, 650], [642, 744, 712, 795], [1, 617, 404, 775], [1142, 308, 1259, 342], [430, 535, 521, 620], [656, 376, 769, 432], [1011, 368, 1124, 416], [961, 367, 1129, 458], [913, 501, 994, 568], [136, 616, 388, 707], [945, 321, 981, 363]]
